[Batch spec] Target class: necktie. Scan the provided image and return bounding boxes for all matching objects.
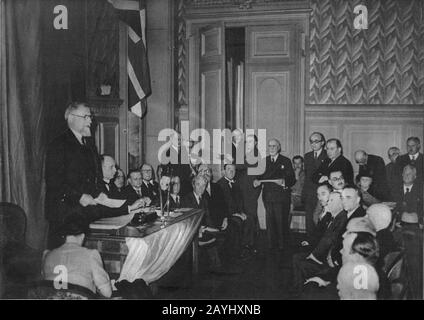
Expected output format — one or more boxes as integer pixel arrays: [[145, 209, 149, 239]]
[[405, 188, 410, 195], [176, 195, 180, 205], [271, 157, 275, 163], [136, 188, 141, 197], [314, 152, 317, 160], [228, 179, 234, 188]]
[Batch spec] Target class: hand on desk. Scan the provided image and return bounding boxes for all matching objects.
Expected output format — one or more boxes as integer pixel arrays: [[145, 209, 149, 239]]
[[80, 194, 97, 207]]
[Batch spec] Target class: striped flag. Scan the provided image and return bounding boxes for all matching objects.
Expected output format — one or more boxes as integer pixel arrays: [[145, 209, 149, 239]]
[[108, 0, 151, 118]]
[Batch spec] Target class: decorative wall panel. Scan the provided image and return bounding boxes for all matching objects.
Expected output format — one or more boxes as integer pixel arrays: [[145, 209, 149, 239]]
[[309, 0, 424, 104], [86, 0, 120, 98]]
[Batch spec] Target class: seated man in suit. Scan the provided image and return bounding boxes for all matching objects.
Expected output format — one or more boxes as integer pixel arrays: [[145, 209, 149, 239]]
[[291, 191, 346, 296], [393, 165, 423, 222], [217, 164, 250, 259], [354, 150, 390, 200], [328, 170, 346, 193], [140, 164, 160, 206], [396, 137, 423, 183], [385, 147, 401, 199], [312, 138, 354, 186], [302, 183, 334, 249], [167, 176, 183, 210], [122, 169, 151, 206]]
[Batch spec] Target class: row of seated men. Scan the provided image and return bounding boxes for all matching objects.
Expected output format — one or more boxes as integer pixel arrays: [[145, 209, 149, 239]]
[[297, 133, 423, 235]]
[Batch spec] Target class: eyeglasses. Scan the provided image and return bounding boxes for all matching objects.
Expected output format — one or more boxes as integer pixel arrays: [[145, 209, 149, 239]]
[[71, 114, 94, 120], [330, 176, 344, 182], [310, 140, 322, 144], [142, 169, 152, 172]]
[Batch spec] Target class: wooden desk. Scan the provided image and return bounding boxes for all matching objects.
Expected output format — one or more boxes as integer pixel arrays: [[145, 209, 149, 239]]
[[84, 209, 203, 281]]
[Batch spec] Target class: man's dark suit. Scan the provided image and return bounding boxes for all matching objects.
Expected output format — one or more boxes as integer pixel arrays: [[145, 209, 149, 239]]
[[358, 154, 390, 200], [122, 185, 143, 205], [203, 182, 229, 229], [392, 183, 423, 220], [397, 153, 424, 183], [312, 155, 354, 186], [386, 162, 401, 201], [302, 149, 328, 234], [45, 129, 126, 249], [257, 154, 295, 249], [181, 191, 212, 227], [217, 177, 247, 257], [140, 181, 159, 205]]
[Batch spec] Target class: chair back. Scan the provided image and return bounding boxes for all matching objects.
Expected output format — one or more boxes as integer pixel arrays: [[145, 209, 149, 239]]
[[383, 251, 410, 300]]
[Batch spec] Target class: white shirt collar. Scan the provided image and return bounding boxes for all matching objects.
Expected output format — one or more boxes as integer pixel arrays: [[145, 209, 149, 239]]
[[270, 154, 279, 162], [314, 149, 323, 158], [225, 176, 235, 184], [70, 128, 84, 145], [347, 206, 359, 219], [410, 153, 419, 160], [404, 184, 413, 193]]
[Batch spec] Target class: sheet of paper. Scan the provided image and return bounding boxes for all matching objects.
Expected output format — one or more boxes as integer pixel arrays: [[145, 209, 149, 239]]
[[89, 212, 135, 230]]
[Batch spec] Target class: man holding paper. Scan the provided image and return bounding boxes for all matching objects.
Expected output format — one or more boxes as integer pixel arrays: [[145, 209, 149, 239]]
[[253, 138, 295, 251], [45, 102, 143, 249]]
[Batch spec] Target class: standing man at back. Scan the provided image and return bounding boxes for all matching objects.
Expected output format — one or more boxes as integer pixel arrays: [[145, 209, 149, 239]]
[[397, 137, 423, 184], [302, 132, 327, 235]]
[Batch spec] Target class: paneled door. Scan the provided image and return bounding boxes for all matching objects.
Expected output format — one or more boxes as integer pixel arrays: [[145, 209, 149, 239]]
[[245, 24, 302, 158]]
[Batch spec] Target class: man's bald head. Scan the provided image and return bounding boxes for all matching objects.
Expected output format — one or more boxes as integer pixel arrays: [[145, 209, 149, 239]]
[[354, 150, 368, 165], [367, 204, 392, 231], [337, 262, 379, 300]]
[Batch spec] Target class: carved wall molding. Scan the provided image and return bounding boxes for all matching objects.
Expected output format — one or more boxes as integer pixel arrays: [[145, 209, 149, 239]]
[[309, 0, 424, 105]]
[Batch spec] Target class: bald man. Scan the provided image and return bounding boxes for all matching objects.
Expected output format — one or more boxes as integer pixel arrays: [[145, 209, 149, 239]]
[[337, 262, 379, 300], [354, 150, 389, 200]]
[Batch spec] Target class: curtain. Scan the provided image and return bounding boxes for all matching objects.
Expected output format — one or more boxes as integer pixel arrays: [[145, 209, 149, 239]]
[[0, 0, 47, 249]]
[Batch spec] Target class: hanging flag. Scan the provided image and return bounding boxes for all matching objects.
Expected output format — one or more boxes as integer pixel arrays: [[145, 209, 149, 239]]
[[108, 0, 151, 118]]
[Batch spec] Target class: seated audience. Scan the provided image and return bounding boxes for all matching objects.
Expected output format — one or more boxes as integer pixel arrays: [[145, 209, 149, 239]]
[[168, 176, 183, 210], [393, 165, 423, 222], [291, 155, 305, 209], [328, 170, 346, 193], [42, 219, 112, 298], [386, 146, 401, 199], [140, 164, 160, 206]]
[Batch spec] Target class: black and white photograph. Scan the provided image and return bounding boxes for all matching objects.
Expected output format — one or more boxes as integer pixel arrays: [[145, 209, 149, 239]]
[[0, 0, 423, 303]]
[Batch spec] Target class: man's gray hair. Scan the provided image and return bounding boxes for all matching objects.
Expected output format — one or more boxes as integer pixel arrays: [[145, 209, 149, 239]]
[[64, 102, 89, 121], [192, 174, 207, 187]]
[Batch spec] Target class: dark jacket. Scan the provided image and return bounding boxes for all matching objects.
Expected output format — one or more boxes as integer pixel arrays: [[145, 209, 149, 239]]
[[358, 154, 390, 199], [312, 155, 354, 186], [203, 182, 229, 228], [256, 154, 296, 203], [302, 149, 328, 200], [397, 153, 423, 183], [181, 191, 212, 226], [217, 177, 244, 215], [140, 181, 159, 205], [392, 183, 423, 218], [45, 129, 103, 224], [122, 185, 143, 205]]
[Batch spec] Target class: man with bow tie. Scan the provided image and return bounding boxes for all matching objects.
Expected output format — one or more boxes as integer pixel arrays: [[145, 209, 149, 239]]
[[139, 163, 160, 206], [253, 138, 295, 251], [396, 137, 423, 184]]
